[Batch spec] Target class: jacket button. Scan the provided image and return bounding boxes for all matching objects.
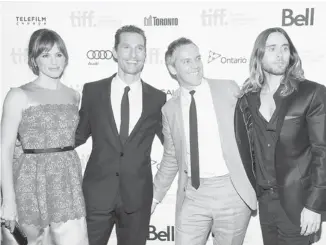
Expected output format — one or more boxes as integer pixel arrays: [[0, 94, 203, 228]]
[[184, 170, 188, 174], [116, 172, 119, 176], [184, 187, 186, 191], [120, 152, 124, 157]]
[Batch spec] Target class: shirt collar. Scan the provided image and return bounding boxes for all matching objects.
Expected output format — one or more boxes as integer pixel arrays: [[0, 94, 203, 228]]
[[114, 74, 142, 92], [255, 83, 284, 108], [180, 78, 207, 98]]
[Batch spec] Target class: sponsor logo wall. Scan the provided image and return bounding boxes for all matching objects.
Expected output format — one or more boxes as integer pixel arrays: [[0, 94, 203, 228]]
[[1, 2, 326, 245]]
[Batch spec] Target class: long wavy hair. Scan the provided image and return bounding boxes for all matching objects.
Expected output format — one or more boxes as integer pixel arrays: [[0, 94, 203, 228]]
[[241, 27, 305, 97]]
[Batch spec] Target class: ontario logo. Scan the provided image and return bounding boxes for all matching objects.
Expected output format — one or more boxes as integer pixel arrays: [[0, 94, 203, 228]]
[[208, 50, 247, 64], [144, 16, 178, 26]]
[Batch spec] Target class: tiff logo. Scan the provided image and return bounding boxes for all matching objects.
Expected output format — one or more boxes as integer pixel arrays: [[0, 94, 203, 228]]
[[282, 8, 315, 26], [70, 11, 95, 27], [11, 48, 28, 64], [146, 48, 163, 64], [201, 9, 227, 26]]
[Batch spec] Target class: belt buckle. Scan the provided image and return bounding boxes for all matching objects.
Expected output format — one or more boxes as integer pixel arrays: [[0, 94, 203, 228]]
[[269, 187, 278, 194]]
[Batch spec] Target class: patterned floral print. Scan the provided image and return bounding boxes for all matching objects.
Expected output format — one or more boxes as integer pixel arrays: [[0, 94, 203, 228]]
[[14, 104, 86, 228]]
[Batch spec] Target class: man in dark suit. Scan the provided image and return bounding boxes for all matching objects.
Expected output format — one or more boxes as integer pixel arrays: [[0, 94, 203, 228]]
[[234, 27, 326, 245], [75, 25, 166, 245]]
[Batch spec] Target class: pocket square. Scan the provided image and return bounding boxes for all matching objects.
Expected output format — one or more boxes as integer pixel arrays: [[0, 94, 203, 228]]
[[284, 115, 300, 120]]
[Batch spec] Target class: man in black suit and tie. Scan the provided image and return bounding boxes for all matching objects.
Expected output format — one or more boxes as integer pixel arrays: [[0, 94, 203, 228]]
[[75, 25, 166, 245]]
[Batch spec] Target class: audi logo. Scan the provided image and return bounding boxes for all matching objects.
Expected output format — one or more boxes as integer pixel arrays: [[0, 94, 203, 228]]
[[87, 50, 113, 60]]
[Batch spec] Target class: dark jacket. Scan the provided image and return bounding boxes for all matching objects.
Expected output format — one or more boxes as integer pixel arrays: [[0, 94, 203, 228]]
[[234, 79, 326, 225], [75, 74, 166, 212]]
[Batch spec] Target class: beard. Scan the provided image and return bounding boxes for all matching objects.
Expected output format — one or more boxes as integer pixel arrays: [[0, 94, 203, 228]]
[[262, 60, 289, 76]]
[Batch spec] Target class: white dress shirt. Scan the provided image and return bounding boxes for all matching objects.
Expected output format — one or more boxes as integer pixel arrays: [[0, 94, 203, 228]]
[[180, 79, 229, 178], [111, 74, 142, 134]]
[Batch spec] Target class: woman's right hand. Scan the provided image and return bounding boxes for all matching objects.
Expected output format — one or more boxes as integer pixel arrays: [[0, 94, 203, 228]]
[[1, 200, 17, 233]]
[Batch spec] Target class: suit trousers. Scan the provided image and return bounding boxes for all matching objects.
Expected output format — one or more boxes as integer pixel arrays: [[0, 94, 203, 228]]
[[176, 174, 251, 245], [1, 217, 88, 245], [86, 189, 151, 245], [258, 188, 312, 245]]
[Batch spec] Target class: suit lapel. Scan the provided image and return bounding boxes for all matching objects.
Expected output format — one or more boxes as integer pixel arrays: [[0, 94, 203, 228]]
[[208, 81, 224, 136], [100, 75, 122, 151], [207, 80, 257, 209], [124, 80, 151, 145], [274, 89, 297, 140], [207, 80, 235, 165], [172, 90, 188, 168]]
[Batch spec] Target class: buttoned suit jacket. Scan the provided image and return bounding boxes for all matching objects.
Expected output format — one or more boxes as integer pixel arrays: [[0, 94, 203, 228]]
[[75, 73, 166, 212]]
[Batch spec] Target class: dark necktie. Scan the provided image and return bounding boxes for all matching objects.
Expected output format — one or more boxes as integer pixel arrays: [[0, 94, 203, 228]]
[[120, 86, 130, 144], [189, 90, 200, 189]]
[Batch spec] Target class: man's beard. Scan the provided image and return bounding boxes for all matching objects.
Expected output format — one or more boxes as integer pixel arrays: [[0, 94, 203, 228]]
[[262, 61, 289, 76]]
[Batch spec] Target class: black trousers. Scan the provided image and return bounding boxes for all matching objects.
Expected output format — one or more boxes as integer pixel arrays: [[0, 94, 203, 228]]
[[258, 188, 312, 245], [86, 190, 152, 245]]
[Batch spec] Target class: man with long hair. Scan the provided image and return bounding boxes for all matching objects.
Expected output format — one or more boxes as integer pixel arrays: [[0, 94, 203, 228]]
[[235, 27, 326, 245]]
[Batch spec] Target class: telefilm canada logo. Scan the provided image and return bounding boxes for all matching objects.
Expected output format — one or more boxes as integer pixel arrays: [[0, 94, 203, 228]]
[[208, 50, 247, 64], [144, 16, 179, 26], [16, 16, 47, 26]]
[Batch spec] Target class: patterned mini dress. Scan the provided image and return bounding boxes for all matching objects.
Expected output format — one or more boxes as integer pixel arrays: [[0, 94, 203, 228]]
[[13, 82, 86, 228]]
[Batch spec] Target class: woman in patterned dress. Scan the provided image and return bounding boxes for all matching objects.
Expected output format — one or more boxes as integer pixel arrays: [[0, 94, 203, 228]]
[[1, 28, 88, 245]]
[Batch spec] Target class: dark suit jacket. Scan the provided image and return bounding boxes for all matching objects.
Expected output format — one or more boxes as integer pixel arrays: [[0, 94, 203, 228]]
[[235, 79, 326, 225], [75, 74, 166, 213]]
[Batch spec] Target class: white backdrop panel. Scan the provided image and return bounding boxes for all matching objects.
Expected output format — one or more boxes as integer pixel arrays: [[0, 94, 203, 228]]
[[1, 1, 326, 245]]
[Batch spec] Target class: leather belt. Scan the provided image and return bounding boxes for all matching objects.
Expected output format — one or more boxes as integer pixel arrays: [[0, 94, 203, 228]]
[[23, 146, 74, 154]]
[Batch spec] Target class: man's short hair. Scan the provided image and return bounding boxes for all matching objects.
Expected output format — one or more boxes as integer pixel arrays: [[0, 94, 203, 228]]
[[114, 25, 147, 51], [165, 37, 196, 67], [165, 37, 197, 79]]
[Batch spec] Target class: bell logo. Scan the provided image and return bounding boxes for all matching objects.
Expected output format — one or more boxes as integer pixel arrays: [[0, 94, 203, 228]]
[[282, 8, 315, 26], [147, 225, 175, 241]]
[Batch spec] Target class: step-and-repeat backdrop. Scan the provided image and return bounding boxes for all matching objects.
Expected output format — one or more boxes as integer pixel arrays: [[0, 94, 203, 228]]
[[1, 1, 326, 244]]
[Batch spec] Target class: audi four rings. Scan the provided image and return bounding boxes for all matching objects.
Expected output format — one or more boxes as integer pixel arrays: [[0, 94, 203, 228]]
[[87, 50, 113, 60]]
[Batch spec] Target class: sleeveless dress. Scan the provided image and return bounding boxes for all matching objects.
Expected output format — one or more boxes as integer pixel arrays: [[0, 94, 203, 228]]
[[13, 82, 86, 228]]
